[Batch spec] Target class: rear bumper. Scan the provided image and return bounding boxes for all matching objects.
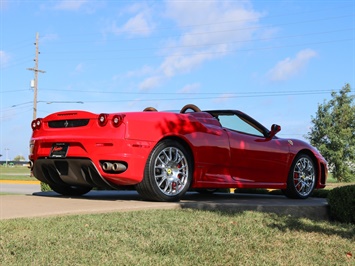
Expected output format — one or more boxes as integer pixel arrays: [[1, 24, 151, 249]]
[[33, 158, 117, 189], [33, 155, 147, 188], [30, 138, 156, 187]]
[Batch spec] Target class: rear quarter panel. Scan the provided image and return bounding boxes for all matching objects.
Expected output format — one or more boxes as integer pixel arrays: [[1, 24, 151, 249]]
[[124, 112, 232, 186]]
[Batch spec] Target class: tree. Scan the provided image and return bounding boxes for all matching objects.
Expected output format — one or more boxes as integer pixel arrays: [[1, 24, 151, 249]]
[[13, 155, 25, 161], [306, 83, 355, 182]]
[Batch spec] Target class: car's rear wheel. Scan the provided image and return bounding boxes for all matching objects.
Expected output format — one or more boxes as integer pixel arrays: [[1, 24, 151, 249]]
[[48, 183, 92, 196], [136, 140, 192, 202], [283, 154, 316, 199]]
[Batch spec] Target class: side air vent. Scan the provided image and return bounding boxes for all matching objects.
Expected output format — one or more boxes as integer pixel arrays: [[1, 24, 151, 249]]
[[48, 119, 90, 128]]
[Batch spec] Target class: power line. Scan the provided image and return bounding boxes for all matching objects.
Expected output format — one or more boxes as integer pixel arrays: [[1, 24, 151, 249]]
[[4, 89, 340, 111], [38, 38, 354, 62], [37, 89, 335, 95], [0, 89, 30, 94], [80, 91, 345, 103], [33, 90, 339, 104], [37, 13, 355, 48], [41, 28, 354, 55], [40, 7, 354, 40]]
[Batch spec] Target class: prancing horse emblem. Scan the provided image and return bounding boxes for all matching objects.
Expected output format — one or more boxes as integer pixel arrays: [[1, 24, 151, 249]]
[[64, 120, 69, 127]]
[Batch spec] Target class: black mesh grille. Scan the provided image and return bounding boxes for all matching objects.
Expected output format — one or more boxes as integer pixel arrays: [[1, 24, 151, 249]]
[[48, 119, 90, 128]]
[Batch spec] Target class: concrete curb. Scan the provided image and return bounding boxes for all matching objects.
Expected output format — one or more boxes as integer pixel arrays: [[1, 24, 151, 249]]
[[0, 191, 329, 221]]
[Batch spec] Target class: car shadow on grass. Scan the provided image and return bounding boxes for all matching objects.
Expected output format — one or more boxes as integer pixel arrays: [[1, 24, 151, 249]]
[[266, 213, 355, 240]]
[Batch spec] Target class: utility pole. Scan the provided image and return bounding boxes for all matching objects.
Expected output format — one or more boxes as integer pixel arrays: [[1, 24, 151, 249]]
[[27, 32, 45, 120]]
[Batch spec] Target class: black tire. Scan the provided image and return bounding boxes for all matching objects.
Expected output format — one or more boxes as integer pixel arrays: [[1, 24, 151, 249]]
[[283, 154, 316, 199], [136, 140, 193, 202], [48, 183, 92, 196]]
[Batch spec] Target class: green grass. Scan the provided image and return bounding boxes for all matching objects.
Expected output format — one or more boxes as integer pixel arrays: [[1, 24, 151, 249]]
[[1, 168, 354, 264], [0, 166, 35, 181], [0, 209, 354, 265]]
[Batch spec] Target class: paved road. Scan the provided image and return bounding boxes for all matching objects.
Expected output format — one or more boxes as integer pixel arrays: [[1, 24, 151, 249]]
[[0, 182, 330, 220], [0, 182, 41, 194]]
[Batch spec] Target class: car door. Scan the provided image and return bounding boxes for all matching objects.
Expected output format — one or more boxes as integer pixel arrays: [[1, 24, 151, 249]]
[[218, 112, 290, 186]]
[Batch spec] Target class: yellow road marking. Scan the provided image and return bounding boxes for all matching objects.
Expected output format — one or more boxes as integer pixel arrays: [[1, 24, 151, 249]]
[[0, 180, 40, 185]]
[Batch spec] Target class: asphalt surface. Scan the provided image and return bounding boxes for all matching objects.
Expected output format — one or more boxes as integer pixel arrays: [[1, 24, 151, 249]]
[[0, 181, 330, 221], [0, 182, 40, 194]]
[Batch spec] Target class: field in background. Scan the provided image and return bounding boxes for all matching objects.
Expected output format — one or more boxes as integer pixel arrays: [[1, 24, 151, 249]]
[[0, 166, 34, 181]]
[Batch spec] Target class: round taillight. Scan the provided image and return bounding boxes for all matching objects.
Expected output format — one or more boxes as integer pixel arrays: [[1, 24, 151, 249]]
[[98, 113, 108, 126], [31, 120, 37, 130], [112, 115, 124, 127], [31, 118, 42, 130]]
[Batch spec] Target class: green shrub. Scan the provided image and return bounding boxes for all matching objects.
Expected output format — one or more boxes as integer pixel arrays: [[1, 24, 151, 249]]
[[327, 185, 355, 224], [312, 189, 329, 198], [40, 182, 52, 192]]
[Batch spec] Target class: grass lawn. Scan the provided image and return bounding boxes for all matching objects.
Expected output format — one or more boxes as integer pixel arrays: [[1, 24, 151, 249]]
[[1, 167, 354, 264], [0, 209, 354, 265], [0, 166, 35, 181]]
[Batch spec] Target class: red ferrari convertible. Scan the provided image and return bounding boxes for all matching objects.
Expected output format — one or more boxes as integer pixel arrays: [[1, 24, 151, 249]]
[[29, 104, 328, 201]]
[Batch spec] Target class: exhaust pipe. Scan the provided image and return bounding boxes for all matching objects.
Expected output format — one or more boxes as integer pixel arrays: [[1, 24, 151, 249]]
[[102, 162, 113, 171], [102, 161, 127, 172], [112, 163, 127, 172]]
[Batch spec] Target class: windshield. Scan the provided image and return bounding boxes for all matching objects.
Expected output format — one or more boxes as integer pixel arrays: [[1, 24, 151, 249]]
[[218, 113, 265, 137], [205, 110, 269, 137]]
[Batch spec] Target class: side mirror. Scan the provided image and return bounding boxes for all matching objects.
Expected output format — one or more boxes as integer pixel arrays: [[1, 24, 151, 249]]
[[268, 124, 281, 139]]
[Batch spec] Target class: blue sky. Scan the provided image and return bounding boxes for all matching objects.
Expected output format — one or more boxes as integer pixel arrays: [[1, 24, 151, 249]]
[[1, 0, 354, 160]]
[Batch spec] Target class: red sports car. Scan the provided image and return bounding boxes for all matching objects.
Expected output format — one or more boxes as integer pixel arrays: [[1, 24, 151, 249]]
[[29, 104, 328, 201]]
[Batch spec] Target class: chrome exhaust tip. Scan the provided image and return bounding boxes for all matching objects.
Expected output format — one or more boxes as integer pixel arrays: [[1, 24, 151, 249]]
[[112, 163, 127, 172], [102, 162, 113, 171]]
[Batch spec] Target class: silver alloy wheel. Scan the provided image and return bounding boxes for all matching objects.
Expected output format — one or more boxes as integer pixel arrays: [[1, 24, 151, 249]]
[[292, 156, 315, 197], [153, 146, 189, 196]]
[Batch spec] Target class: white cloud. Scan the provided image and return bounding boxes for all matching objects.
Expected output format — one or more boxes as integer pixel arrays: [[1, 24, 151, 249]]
[[139, 76, 164, 91], [126, 65, 155, 78], [110, 1, 273, 91], [267, 49, 317, 81], [106, 3, 154, 37], [73, 63, 84, 74], [178, 83, 200, 93], [159, 0, 262, 76], [0, 0, 9, 10], [53, 0, 88, 11], [138, 0, 265, 89], [214, 93, 235, 103], [0, 51, 10, 68], [44, 0, 104, 13], [118, 13, 153, 36], [41, 33, 59, 43], [161, 53, 213, 77]]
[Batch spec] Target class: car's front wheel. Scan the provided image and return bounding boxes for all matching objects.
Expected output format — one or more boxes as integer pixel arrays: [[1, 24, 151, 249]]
[[283, 154, 316, 199], [136, 140, 192, 202]]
